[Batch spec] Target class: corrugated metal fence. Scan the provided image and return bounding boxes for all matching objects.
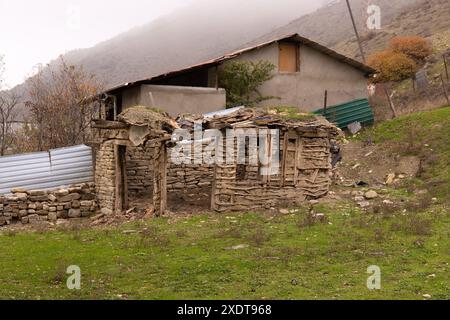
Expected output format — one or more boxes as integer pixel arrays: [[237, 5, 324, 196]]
[[0, 145, 94, 195], [313, 98, 374, 129]]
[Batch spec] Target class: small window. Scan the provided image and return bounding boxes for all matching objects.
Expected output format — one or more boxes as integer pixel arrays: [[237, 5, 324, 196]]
[[279, 42, 299, 73]]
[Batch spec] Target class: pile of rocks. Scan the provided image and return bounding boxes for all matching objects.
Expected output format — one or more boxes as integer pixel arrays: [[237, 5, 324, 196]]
[[0, 183, 98, 226], [353, 190, 379, 208]]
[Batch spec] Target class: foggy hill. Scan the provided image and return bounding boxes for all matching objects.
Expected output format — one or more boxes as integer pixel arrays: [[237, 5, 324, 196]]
[[247, 0, 431, 60], [9, 0, 448, 119], [52, 0, 329, 90]]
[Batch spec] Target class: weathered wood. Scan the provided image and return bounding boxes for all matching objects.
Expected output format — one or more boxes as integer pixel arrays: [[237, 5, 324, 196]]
[[92, 119, 129, 130]]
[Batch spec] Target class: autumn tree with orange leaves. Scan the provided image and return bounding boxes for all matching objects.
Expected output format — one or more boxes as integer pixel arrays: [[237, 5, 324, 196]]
[[368, 36, 432, 83]]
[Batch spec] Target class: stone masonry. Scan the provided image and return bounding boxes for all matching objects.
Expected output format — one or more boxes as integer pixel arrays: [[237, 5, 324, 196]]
[[0, 183, 97, 226]]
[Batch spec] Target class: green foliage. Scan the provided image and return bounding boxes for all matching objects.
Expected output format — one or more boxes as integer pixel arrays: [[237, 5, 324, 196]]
[[219, 60, 277, 108]]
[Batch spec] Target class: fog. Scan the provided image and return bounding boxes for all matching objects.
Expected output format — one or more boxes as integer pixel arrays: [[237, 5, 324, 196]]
[[0, 0, 328, 87]]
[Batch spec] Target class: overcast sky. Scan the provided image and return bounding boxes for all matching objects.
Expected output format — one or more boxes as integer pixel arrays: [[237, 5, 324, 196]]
[[0, 0, 193, 87]]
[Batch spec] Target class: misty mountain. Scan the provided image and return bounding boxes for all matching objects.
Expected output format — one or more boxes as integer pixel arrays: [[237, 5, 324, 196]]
[[9, 0, 447, 119], [56, 0, 328, 90]]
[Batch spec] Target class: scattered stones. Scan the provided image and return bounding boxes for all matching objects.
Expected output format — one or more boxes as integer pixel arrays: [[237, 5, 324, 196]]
[[226, 244, 249, 250], [358, 201, 371, 209], [312, 213, 327, 222], [386, 174, 396, 185], [364, 191, 379, 200], [101, 208, 113, 216], [383, 200, 394, 205]]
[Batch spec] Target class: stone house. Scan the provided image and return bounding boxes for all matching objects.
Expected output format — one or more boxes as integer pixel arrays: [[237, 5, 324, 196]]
[[92, 106, 340, 216]]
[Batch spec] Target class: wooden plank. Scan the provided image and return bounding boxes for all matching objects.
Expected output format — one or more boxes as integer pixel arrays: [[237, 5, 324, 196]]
[[92, 119, 129, 130], [294, 138, 300, 186], [280, 133, 288, 187]]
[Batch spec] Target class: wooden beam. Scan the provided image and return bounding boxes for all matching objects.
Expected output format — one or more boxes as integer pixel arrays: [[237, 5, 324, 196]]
[[92, 119, 128, 130]]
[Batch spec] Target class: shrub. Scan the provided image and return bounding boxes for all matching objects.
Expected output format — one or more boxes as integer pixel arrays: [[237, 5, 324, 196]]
[[368, 50, 417, 82], [219, 60, 277, 108], [389, 36, 432, 62]]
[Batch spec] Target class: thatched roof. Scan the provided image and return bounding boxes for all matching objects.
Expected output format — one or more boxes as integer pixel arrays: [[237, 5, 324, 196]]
[[118, 106, 179, 133]]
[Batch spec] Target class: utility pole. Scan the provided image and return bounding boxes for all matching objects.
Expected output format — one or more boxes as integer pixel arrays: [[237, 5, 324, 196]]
[[345, 0, 366, 63]]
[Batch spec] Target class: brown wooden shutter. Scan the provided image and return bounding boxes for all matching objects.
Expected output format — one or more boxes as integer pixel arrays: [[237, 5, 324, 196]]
[[279, 43, 299, 73]]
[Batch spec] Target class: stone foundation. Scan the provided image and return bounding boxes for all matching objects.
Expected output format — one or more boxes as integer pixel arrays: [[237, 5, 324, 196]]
[[0, 183, 97, 226]]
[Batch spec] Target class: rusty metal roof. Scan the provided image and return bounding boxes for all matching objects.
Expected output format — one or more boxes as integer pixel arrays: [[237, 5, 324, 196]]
[[105, 33, 376, 94]]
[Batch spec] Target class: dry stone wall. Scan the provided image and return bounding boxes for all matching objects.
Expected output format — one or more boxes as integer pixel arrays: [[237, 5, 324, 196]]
[[95, 141, 115, 213], [126, 144, 214, 197], [0, 183, 97, 226]]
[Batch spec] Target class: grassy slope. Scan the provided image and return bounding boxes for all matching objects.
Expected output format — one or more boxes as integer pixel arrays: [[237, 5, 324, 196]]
[[358, 107, 450, 199], [0, 204, 448, 300], [1, 108, 449, 300]]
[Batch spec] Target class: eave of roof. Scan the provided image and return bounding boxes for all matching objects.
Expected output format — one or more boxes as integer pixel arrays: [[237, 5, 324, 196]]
[[105, 33, 376, 94]]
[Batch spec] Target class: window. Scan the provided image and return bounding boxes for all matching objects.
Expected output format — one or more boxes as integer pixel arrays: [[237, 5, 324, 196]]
[[279, 42, 300, 73]]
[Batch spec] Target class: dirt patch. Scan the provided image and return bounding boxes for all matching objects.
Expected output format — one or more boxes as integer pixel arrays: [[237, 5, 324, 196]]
[[334, 140, 421, 187], [168, 188, 212, 215]]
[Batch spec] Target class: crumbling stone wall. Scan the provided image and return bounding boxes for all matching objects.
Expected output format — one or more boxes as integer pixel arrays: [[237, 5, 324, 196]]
[[126, 144, 214, 196], [212, 131, 334, 212], [126, 146, 155, 197], [0, 183, 97, 226], [95, 141, 115, 213]]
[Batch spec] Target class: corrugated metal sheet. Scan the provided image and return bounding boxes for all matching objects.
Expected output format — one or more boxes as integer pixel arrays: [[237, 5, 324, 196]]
[[0, 145, 94, 195], [204, 106, 244, 119], [313, 99, 374, 129]]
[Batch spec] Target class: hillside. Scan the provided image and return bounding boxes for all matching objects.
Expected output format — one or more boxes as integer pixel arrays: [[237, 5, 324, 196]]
[[333, 0, 450, 59], [7, 0, 449, 119]]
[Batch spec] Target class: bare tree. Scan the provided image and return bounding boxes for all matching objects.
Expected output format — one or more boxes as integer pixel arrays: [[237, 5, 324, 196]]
[[0, 54, 5, 89], [0, 55, 22, 156], [0, 91, 21, 155], [26, 57, 102, 150]]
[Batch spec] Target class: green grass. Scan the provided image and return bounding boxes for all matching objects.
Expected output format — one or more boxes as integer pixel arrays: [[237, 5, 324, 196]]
[[358, 107, 450, 199], [1, 202, 448, 300]]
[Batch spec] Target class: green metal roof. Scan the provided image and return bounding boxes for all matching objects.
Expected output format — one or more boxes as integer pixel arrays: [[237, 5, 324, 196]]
[[313, 98, 374, 129]]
